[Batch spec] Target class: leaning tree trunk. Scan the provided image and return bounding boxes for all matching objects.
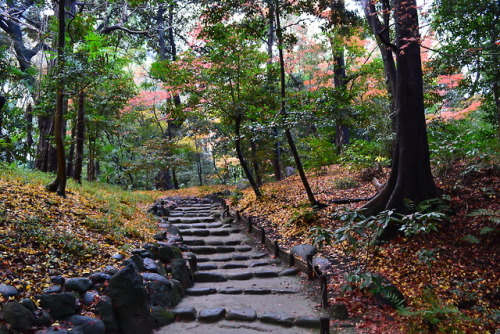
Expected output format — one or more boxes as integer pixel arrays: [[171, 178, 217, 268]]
[[362, 0, 439, 239], [235, 114, 261, 198], [46, 0, 67, 196]]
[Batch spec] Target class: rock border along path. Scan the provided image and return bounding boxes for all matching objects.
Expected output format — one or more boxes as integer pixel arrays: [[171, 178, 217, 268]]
[[155, 196, 340, 334]]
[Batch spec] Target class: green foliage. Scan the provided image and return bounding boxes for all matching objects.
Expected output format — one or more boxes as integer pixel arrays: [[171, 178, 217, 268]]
[[333, 177, 358, 189], [340, 139, 390, 169], [427, 111, 499, 176], [301, 136, 338, 171], [431, 0, 500, 124], [286, 207, 317, 227], [399, 286, 470, 333], [416, 249, 438, 267]]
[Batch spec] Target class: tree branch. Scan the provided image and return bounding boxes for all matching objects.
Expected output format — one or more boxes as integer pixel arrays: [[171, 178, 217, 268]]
[[99, 25, 150, 35]]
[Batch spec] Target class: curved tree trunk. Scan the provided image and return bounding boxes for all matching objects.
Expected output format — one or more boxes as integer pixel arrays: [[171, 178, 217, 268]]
[[362, 0, 439, 239], [275, 0, 318, 206]]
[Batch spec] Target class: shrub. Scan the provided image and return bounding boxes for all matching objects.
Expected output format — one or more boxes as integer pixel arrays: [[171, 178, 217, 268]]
[[333, 177, 358, 189], [340, 139, 390, 169]]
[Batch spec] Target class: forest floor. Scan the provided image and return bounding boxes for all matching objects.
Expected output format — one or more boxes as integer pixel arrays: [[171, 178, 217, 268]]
[[231, 162, 499, 333], [0, 162, 498, 333]]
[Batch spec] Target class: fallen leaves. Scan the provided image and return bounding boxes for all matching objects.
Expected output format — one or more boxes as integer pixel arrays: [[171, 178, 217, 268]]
[[0, 176, 157, 303], [233, 163, 498, 333]]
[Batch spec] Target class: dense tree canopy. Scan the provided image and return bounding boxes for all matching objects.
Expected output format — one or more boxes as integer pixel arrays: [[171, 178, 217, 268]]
[[0, 0, 496, 201]]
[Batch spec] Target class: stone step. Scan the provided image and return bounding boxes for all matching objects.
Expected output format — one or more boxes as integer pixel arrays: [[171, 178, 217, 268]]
[[188, 245, 254, 255], [179, 228, 240, 236], [175, 222, 223, 229], [193, 269, 292, 282], [168, 217, 216, 224], [196, 252, 269, 263], [183, 239, 243, 246], [185, 287, 300, 296]]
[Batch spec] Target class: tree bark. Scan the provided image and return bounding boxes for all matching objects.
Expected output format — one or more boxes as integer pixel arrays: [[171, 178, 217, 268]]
[[265, 2, 283, 181], [235, 114, 261, 198], [74, 90, 85, 183], [275, 0, 318, 206], [250, 139, 262, 186], [67, 117, 76, 178], [87, 133, 97, 181], [361, 0, 439, 239], [363, 0, 397, 133], [25, 103, 34, 159], [46, 0, 67, 196]]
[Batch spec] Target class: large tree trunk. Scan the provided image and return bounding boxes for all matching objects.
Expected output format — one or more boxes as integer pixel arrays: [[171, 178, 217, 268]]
[[46, 0, 67, 196], [275, 0, 318, 206], [362, 0, 439, 239], [35, 110, 57, 172]]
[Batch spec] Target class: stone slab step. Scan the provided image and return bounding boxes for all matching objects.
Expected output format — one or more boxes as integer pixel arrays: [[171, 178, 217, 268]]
[[169, 217, 215, 224]]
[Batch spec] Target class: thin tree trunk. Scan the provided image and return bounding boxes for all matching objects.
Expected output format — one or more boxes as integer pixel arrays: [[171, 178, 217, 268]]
[[235, 114, 261, 198], [275, 0, 318, 206], [250, 139, 262, 186], [87, 134, 96, 181], [74, 90, 85, 183], [266, 2, 283, 181], [47, 0, 67, 196], [67, 117, 76, 178], [363, 0, 397, 133], [25, 103, 34, 158]]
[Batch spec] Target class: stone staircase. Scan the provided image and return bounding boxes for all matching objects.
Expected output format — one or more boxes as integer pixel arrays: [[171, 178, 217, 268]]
[[155, 197, 340, 334]]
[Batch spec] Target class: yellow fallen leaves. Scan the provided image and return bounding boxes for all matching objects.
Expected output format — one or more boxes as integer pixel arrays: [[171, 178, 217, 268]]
[[0, 176, 158, 298]]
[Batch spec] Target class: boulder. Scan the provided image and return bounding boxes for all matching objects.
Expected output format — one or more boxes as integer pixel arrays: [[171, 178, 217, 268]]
[[64, 277, 93, 293], [173, 306, 197, 321], [259, 311, 293, 327], [285, 166, 296, 177], [171, 258, 193, 289], [2, 301, 34, 332], [290, 244, 317, 261], [64, 315, 105, 334], [198, 308, 226, 322], [94, 296, 119, 333], [89, 272, 111, 284], [39, 292, 78, 320], [0, 284, 18, 298], [105, 264, 155, 334], [150, 306, 174, 327], [33, 309, 52, 326], [235, 179, 251, 190], [144, 280, 175, 307], [20, 298, 36, 311], [225, 308, 257, 321], [82, 290, 99, 306], [143, 257, 159, 272], [157, 246, 178, 262]]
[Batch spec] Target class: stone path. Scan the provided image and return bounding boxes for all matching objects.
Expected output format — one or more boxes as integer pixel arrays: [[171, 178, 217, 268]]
[[155, 197, 334, 334]]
